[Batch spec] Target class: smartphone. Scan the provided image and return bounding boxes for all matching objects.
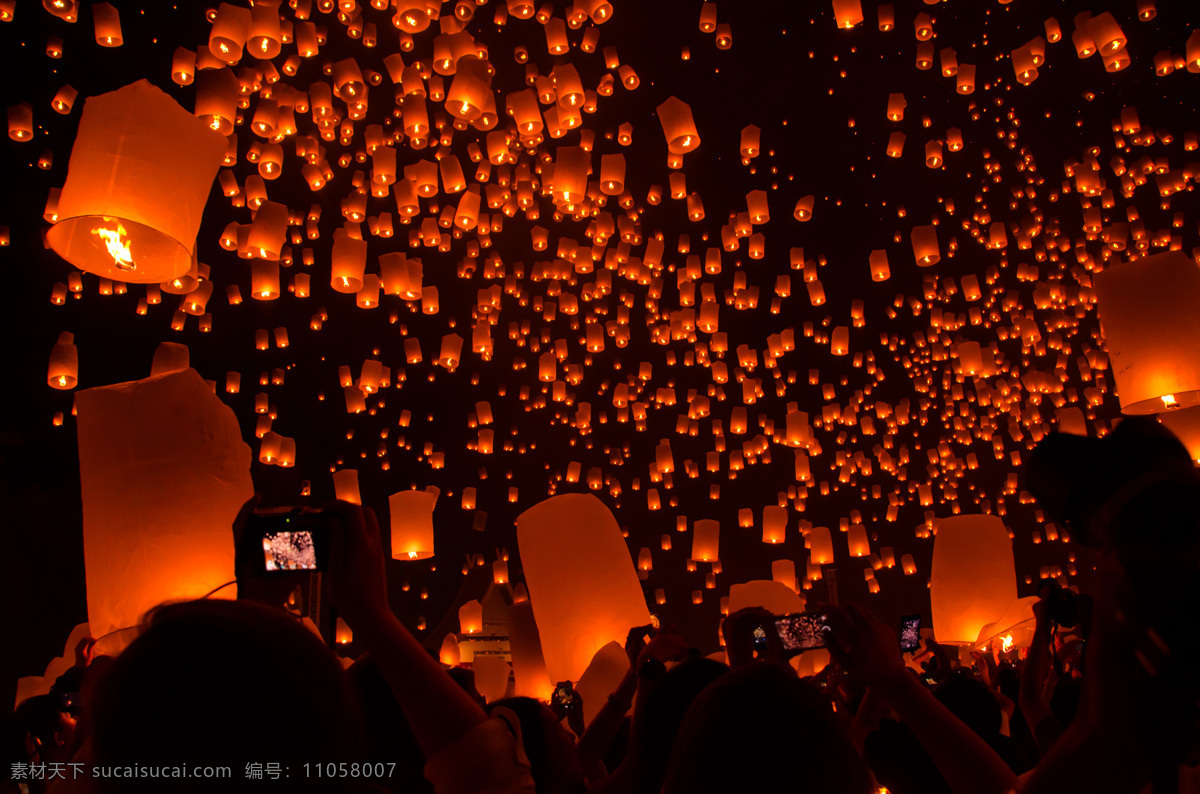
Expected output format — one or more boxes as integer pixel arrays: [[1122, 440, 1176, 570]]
[[774, 612, 831, 653], [752, 625, 769, 653], [552, 681, 577, 709], [899, 614, 922, 653], [245, 507, 331, 573]]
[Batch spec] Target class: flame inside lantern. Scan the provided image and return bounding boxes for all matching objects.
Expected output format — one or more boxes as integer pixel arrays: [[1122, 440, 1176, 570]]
[[1000, 634, 1014, 653], [92, 221, 133, 270]]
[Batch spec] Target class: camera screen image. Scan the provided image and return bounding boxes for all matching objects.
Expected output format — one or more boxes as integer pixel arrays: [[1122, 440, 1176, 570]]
[[262, 530, 318, 571], [899, 615, 922, 652], [775, 613, 830, 651]]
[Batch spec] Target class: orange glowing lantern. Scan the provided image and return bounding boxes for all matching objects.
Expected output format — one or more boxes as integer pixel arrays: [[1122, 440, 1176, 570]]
[[929, 515, 1017, 645], [389, 488, 436, 560], [8, 102, 32, 141], [75, 368, 253, 639], [92, 2, 122, 46], [692, 518, 720, 561], [459, 599, 483, 634], [209, 3, 251, 63], [832, 0, 863, 29], [331, 228, 367, 293], [656, 96, 700, 154], [47, 331, 79, 389], [46, 81, 226, 284], [911, 225, 940, 266], [516, 494, 651, 682], [808, 526, 833, 565], [332, 468, 362, 505], [1095, 251, 1200, 414]]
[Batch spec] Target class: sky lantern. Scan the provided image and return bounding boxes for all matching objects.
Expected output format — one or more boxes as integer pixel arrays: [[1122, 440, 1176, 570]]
[[45, 81, 226, 284], [439, 634, 461, 666], [516, 494, 651, 682], [459, 599, 483, 634], [808, 526, 833, 564], [75, 368, 253, 640], [762, 506, 786, 544], [8, 102, 33, 140], [657, 96, 700, 154], [389, 488, 436, 560], [929, 514, 1017, 645], [692, 518, 720, 561], [92, 2, 122, 46], [209, 3, 251, 64], [832, 0, 863, 30], [331, 227, 367, 292], [1095, 252, 1200, 414], [911, 224, 940, 266], [47, 331, 78, 389]]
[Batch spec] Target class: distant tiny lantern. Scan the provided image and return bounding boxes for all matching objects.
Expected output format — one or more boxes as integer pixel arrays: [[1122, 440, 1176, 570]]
[[46, 81, 226, 284]]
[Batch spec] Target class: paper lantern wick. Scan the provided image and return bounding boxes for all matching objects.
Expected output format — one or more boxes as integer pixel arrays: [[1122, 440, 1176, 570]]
[[1162, 394, 1179, 409]]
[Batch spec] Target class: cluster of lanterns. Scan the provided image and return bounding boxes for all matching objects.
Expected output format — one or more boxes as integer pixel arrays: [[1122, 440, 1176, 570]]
[[9, 0, 1200, 678]]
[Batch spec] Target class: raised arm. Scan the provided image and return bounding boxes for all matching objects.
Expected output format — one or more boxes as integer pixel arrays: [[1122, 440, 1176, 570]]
[[827, 604, 1019, 794]]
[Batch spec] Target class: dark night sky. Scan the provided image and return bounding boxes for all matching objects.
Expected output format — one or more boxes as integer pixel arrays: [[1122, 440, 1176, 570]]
[[2, 0, 1198, 706]]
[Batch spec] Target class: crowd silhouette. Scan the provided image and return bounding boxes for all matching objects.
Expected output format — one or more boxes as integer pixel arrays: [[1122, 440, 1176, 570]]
[[4, 417, 1198, 793]]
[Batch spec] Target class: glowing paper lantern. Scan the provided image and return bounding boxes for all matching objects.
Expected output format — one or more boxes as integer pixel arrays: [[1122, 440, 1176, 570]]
[[46, 80, 227, 283], [692, 518, 720, 561], [929, 515, 1017, 645], [575, 641, 629, 726], [92, 2, 122, 46], [459, 599, 484, 634], [1094, 252, 1200, 414], [832, 0, 864, 29], [75, 368, 253, 639], [516, 494, 651, 682], [656, 96, 700, 154], [389, 488, 436, 560], [507, 599, 555, 701], [472, 657, 511, 703], [332, 468, 362, 504], [762, 506, 787, 544], [47, 331, 79, 389], [440, 634, 461, 666], [331, 228, 367, 293], [808, 526, 833, 564]]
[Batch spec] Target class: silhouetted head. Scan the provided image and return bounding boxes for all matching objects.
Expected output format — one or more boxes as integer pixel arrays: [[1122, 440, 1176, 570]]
[[662, 664, 872, 794], [628, 658, 728, 794], [486, 696, 584, 794], [88, 599, 359, 792]]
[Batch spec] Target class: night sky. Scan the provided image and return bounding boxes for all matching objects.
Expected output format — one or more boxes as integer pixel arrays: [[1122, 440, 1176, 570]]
[[2, 0, 1198, 705]]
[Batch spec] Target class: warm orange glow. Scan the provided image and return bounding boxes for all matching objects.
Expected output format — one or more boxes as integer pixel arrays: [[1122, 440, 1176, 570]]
[[92, 222, 133, 270], [1000, 634, 1014, 653]]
